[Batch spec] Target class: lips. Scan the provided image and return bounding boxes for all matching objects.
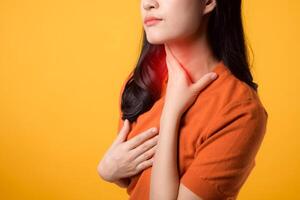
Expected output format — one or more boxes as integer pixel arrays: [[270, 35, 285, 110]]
[[144, 16, 162, 25]]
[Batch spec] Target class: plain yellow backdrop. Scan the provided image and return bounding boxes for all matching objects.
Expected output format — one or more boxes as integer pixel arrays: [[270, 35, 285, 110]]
[[0, 0, 299, 199]]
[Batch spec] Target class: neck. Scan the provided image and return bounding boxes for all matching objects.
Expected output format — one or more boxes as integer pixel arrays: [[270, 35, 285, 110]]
[[164, 25, 219, 83]]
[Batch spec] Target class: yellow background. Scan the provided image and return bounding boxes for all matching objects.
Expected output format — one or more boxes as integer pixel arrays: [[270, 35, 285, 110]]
[[0, 0, 299, 199]]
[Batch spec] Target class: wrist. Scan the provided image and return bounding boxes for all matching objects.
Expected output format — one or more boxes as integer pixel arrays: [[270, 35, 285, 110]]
[[161, 106, 182, 121], [160, 112, 182, 128]]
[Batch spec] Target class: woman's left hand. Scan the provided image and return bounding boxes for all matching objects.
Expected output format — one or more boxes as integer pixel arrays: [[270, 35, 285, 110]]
[[163, 44, 218, 116]]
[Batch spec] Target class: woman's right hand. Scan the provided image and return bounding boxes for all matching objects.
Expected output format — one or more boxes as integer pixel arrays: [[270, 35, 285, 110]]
[[97, 119, 159, 183]]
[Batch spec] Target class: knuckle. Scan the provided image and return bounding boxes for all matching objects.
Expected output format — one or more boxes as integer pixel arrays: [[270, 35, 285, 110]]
[[142, 144, 148, 151], [152, 135, 159, 141], [147, 129, 156, 136], [128, 162, 136, 171], [148, 149, 154, 156], [152, 145, 157, 150], [144, 152, 150, 157], [147, 139, 154, 146], [146, 129, 153, 134], [142, 153, 148, 160], [149, 138, 156, 145], [127, 152, 134, 160], [136, 164, 142, 171], [150, 139, 157, 146], [139, 163, 145, 169]]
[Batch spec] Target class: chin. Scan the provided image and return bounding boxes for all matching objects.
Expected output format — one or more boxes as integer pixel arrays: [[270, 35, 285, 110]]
[[145, 32, 168, 44], [146, 36, 165, 45], [145, 30, 186, 45]]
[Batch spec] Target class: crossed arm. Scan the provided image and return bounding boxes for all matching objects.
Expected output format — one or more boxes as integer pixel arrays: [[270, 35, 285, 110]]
[[149, 108, 202, 200], [112, 98, 268, 200], [111, 108, 203, 199]]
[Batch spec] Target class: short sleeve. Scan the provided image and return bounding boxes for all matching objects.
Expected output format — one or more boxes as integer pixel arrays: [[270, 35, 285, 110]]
[[117, 73, 132, 133], [180, 99, 268, 200]]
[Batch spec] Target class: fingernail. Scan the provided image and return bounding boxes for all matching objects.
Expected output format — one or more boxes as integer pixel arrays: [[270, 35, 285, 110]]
[[210, 73, 218, 79], [152, 128, 157, 133]]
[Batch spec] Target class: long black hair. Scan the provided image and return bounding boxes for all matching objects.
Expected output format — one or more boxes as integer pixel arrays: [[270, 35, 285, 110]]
[[121, 0, 257, 123]]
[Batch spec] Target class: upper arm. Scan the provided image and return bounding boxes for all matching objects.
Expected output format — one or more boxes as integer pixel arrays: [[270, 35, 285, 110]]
[[178, 99, 268, 200]]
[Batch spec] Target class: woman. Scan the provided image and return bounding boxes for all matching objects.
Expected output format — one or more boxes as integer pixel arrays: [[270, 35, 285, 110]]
[[97, 0, 268, 199]]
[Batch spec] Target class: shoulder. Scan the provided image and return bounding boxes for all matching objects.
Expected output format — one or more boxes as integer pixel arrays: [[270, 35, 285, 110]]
[[190, 64, 268, 138], [198, 63, 268, 118], [201, 65, 268, 137]]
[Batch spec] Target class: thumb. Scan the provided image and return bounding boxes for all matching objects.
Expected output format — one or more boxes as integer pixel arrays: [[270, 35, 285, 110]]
[[115, 119, 131, 144], [191, 72, 218, 93]]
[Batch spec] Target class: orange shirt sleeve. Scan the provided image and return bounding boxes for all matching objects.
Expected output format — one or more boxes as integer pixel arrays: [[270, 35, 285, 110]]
[[180, 98, 268, 200]]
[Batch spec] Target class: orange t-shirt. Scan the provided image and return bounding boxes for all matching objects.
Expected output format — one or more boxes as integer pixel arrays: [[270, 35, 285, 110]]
[[117, 61, 268, 200]]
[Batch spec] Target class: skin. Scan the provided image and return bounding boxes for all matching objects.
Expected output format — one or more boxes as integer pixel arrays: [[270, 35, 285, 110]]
[[141, 0, 219, 81], [150, 45, 218, 200], [97, 120, 159, 187], [98, 0, 219, 199], [141, 0, 219, 199]]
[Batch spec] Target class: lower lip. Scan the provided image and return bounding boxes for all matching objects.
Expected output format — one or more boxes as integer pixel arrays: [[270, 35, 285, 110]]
[[145, 19, 162, 26]]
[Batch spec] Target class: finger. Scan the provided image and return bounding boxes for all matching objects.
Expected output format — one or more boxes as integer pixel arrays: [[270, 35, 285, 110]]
[[165, 45, 179, 73], [130, 135, 158, 159], [165, 45, 193, 83], [165, 56, 174, 76], [135, 158, 154, 172], [165, 45, 185, 73], [191, 72, 218, 93], [134, 145, 156, 165], [164, 44, 172, 59], [165, 45, 180, 74], [114, 119, 131, 145], [125, 127, 158, 150], [165, 44, 176, 62]]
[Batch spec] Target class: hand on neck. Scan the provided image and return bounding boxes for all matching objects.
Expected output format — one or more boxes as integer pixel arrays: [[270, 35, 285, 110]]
[[164, 33, 219, 83]]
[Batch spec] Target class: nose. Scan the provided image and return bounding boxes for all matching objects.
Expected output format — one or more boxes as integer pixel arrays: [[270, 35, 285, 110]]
[[143, 0, 159, 10]]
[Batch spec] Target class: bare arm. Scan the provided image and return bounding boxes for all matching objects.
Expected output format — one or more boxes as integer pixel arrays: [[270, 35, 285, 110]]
[[149, 44, 216, 200], [150, 108, 182, 200]]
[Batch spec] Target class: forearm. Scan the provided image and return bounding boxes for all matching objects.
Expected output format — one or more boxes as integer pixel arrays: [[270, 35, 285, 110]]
[[150, 108, 182, 200]]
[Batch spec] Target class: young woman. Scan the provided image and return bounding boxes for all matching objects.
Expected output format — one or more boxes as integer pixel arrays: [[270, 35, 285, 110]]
[[98, 0, 268, 199]]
